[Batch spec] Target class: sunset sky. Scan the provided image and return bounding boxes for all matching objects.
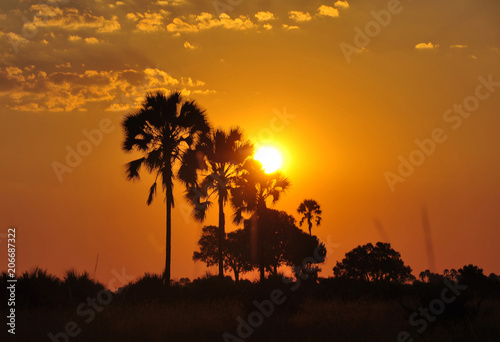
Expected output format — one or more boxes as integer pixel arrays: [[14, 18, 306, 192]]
[[1, 0, 499, 287]]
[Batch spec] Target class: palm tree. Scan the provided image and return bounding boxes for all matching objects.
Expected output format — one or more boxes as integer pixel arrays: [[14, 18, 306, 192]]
[[179, 127, 253, 278], [297, 199, 322, 236], [122, 91, 210, 284], [231, 158, 290, 280]]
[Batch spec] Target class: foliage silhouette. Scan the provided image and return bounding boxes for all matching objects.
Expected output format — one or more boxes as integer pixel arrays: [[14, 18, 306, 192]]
[[193, 225, 253, 282], [63, 269, 105, 304], [231, 158, 290, 224], [230, 159, 290, 281], [458, 264, 487, 288], [242, 209, 326, 280], [179, 127, 253, 278], [122, 91, 210, 283], [297, 199, 322, 236], [333, 242, 415, 283]]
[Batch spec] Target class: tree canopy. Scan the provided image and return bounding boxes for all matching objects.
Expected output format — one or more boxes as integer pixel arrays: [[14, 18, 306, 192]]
[[333, 242, 415, 283]]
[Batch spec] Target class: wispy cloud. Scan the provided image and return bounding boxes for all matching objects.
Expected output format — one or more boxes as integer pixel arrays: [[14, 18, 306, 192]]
[[183, 41, 197, 50], [282, 24, 299, 31], [288, 11, 312, 22], [167, 13, 254, 33], [126, 11, 169, 32], [415, 42, 439, 50]]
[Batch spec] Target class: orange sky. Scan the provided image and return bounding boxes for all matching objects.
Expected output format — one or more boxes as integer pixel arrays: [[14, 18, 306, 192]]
[[1, 0, 499, 287]]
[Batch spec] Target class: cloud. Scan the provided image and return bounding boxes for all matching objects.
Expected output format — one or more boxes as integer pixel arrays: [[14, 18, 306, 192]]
[[282, 24, 299, 31], [5, 32, 29, 46], [255, 11, 275, 22], [127, 11, 169, 32], [318, 5, 339, 18], [84, 37, 101, 44], [23, 6, 120, 33], [450, 44, 467, 49], [181, 77, 205, 87], [144, 68, 178, 88], [0, 66, 214, 112], [334, 1, 350, 9], [68, 35, 82, 41], [155, 0, 184, 6], [263, 24, 272, 30], [288, 11, 312, 22], [183, 41, 197, 50], [415, 42, 439, 50], [55, 62, 71, 68], [167, 13, 254, 33]]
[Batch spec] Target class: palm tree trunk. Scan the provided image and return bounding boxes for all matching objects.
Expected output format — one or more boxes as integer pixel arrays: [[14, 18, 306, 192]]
[[218, 195, 225, 279], [259, 264, 265, 281], [164, 181, 172, 285]]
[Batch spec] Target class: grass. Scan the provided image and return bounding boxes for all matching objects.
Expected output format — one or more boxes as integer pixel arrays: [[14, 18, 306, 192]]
[[6, 297, 500, 342]]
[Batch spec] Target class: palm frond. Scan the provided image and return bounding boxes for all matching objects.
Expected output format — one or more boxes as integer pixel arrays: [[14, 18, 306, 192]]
[[147, 182, 157, 205], [125, 157, 145, 180]]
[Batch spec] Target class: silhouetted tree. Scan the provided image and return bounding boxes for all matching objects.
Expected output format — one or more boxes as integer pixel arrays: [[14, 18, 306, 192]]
[[193, 225, 252, 282], [225, 229, 253, 282], [285, 226, 326, 281], [122, 91, 210, 283], [193, 225, 220, 269], [418, 269, 443, 283], [179, 128, 253, 278], [242, 209, 325, 280], [458, 264, 487, 287], [333, 242, 415, 283], [488, 273, 499, 282], [231, 159, 290, 280], [444, 268, 459, 282], [297, 199, 322, 236]]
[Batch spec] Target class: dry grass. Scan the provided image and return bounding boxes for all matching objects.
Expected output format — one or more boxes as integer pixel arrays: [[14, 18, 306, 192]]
[[5, 297, 500, 341]]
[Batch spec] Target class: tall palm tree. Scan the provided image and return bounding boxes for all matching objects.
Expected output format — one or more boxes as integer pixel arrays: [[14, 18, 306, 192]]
[[231, 158, 290, 280], [297, 199, 322, 236], [179, 127, 253, 278], [122, 91, 210, 284]]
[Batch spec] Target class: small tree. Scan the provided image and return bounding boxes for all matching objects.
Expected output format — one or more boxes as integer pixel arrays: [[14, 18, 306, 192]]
[[458, 264, 487, 287], [242, 209, 326, 279], [333, 242, 415, 283], [297, 199, 322, 236], [225, 229, 253, 282], [193, 225, 252, 282], [285, 228, 326, 281]]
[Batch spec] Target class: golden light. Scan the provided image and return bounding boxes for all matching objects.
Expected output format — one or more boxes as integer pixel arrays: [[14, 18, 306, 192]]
[[254, 147, 282, 173]]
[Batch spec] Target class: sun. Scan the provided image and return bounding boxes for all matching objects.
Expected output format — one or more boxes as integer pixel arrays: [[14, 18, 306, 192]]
[[254, 147, 282, 174]]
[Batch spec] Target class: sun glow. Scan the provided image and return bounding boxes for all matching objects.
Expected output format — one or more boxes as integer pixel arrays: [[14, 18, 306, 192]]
[[254, 147, 282, 173]]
